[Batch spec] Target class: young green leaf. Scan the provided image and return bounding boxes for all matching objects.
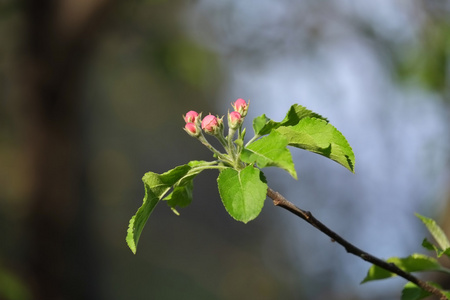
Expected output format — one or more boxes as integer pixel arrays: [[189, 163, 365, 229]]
[[361, 254, 445, 283], [421, 238, 450, 258], [252, 114, 277, 136], [361, 263, 393, 283], [416, 213, 450, 257], [401, 282, 432, 300], [276, 117, 355, 173], [252, 104, 328, 137], [217, 165, 268, 223], [241, 130, 297, 179], [163, 180, 194, 215], [278, 104, 328, 127], [401, 281, 450, 300], [127, 163, 197, 254], [163, 160, 209, 213]]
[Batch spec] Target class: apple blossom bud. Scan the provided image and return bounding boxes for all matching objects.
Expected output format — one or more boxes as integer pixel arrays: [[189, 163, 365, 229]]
[[228, 111, 242, 129], [184, 122, 199, 137], [184, 110, 199, 123], [201, 114, 219, 134], [232, 98, 248, 117]]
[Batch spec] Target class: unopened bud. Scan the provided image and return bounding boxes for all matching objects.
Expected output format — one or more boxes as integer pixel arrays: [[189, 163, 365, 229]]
[[228, 111, 242, 129], [201, 114, 220, 134], [184, 122, 200, 137], [232, 98, 248, 117], [184, 111, 199, 123]]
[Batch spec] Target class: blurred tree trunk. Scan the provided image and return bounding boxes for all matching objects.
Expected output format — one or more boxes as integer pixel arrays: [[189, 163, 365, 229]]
[[20, 0, 113, 298]]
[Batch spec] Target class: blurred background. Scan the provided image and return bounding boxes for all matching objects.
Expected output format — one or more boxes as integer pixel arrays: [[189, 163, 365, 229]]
[[1, 0, 449, 299]]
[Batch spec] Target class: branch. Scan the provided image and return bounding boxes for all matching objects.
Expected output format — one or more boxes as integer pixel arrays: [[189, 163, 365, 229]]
[[267, 187, 448, 300]]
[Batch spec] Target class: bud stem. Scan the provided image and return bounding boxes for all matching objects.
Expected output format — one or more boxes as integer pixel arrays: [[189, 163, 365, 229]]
[[227, 127, 237, 160], [198, 134, 234, 166]]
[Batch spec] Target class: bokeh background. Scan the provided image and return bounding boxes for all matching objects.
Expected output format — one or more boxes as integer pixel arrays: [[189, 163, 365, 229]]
[[1, 0, 449, 299]]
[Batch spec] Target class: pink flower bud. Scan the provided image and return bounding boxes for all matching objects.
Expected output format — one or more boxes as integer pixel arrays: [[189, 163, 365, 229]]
[[201, 114, 219, 134], [228, 111, 242, 129], [184, 110, 199, 123], [232, 98, 248, 116], [184, 122, 199, 137]]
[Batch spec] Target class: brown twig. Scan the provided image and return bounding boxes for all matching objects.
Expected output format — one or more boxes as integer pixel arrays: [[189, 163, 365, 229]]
[[267, 187, 448, 300]]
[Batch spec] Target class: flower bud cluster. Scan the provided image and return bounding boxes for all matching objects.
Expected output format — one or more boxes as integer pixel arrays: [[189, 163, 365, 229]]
[[183, 99, 248, 137], [183, 110, 223, 137], [183, 110, 201, 137], [227, 98, 249, 130], [183, 99, 249, 167]]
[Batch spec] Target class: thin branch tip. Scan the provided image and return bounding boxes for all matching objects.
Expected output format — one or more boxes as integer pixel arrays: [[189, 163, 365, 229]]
[[266, 186, 448, 300]]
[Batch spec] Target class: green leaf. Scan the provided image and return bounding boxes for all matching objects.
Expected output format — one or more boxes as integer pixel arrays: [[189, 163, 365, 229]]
[[163, 160, 207, 213], [421, 238, 450, 258], [164, 180, 194, 215], [217, 165, 268, 223], [401, 282, 450, 300], [421, 238, 443, 256], [252, 104, 328, 136], [279, 104, 328, 127], [416, 213, 450, 257], [392, 254, 443, 272], [276, 117, 355, 173], [401, 282, 432, 300], [241, 130, 297, 179], [361, 264, 393, 283], [126, 163, 197, 254], [252, 114, 277, 136], [361, 254, 444, 283]]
